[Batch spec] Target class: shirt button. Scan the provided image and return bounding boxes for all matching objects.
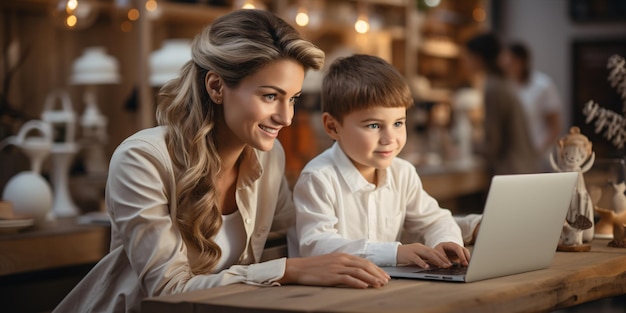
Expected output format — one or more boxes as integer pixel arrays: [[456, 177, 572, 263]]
[[255, 232, 262, 237], [245, 218, 252, 224], [260, 226, 268, 232]]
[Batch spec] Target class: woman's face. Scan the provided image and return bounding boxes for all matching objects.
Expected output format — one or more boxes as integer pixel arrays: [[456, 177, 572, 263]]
[[220, 59, 305, 152]]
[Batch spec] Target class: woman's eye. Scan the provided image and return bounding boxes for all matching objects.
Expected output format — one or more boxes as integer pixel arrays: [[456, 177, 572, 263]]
[[289, 96, 300, 106], [394, 121, 404, 127], [366, 124, 380, 129], [264, 94, 277, 101]]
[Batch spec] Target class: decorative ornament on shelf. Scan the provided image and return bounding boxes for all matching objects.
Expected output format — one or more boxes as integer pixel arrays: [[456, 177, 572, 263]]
[[582, 54, 626, 248], [1, 120, 55, 227], [71, 46, 120, 177], [451, 88, 481, 169], [586, 159, 626, 240], [550, 127, 595, 252], [595, 205, 626, 248], [42, 90, 81, 218], [594, 179, 626, 247], [582, 55, 626, 150]]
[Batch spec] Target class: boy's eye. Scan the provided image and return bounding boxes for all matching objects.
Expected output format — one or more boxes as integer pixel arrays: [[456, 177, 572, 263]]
[[366, 123, 380, 129], [394, 121, 404, 127]]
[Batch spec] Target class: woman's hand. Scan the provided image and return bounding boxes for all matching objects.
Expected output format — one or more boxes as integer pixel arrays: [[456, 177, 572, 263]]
[[279, 253, 390, 289], [397, 243, 452, 268], [434, 242, 471, 267]]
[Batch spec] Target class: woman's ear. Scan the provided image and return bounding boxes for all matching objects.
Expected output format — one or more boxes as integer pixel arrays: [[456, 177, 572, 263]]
[[322, 112, 340, 141], [205, 71, 223, 104]]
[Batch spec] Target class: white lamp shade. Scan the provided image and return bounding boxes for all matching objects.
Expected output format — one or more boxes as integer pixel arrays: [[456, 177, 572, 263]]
[[150, 39, 192, 87], [71, 47, 121, 85]]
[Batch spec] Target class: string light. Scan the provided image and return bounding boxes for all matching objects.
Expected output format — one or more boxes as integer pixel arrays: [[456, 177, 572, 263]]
[[50, 0, 98, 30], [66, 15, 77, 28], [242, 0, 255, 9], [145, 0, 158, 12], [355, 18, 369, 34], [354, 2, 370, 34], [127, 8, 140, 21], [473, 7, 486, 22], [233, 0, 266, 10], [295, 7, 309, 27], [67, 0, 78, 11]]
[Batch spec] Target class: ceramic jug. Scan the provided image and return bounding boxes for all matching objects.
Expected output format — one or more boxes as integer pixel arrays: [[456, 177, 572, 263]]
[[1, 120, 54, 226]]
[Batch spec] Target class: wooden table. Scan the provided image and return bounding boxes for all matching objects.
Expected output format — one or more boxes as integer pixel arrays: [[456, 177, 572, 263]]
[[142, 239, 626, 313], [0, 217, 110, 276]]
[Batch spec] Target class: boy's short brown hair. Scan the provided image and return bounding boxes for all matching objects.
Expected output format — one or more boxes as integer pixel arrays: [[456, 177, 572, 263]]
[[321, 54, 414, 122]]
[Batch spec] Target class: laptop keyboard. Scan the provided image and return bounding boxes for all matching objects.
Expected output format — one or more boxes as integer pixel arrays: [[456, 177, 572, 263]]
[[417, 265, 468, 276]]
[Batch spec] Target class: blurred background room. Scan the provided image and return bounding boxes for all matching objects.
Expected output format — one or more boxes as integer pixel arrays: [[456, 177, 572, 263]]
[[0, 0, 625, 312]]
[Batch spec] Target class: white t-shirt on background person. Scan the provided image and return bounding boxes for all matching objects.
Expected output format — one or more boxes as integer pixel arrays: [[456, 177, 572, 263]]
[[513, 70, 564, 153]]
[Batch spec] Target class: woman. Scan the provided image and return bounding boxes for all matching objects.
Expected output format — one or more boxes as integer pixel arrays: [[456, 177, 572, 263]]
[[53, 9, 389, 313], [462, 32, 539, 176]]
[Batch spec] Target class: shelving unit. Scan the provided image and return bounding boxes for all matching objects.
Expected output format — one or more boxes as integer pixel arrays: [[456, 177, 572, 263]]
[[0, 0, 420, 128], [1, 0, 486, 185], [414, 0, 486, 101], [135, 0, 419, 129]]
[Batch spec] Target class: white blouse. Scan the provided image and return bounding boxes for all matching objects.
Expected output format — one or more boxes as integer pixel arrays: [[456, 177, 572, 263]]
[[53, 126, 295, 313], [214, 211, 247, 272]]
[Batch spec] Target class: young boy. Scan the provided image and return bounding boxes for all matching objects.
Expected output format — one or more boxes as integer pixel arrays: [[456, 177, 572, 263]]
[[294, 54, 471, 269]]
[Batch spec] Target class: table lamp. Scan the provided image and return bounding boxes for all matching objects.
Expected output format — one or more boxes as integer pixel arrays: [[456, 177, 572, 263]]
[[41, 90, 81, 218], [149, 39, 191, 87], [70, 46, 120, 177]]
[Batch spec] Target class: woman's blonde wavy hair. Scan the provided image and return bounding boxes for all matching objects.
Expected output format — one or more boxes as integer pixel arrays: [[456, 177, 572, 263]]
[[155, 9, 324, 274]]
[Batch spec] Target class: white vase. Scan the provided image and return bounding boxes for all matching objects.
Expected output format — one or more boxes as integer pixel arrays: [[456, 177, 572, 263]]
[[1, 120, 55, 226], [2, 171, 54, 226]]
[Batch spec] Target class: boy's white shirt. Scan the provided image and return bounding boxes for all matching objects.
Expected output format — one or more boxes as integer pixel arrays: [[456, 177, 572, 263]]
[[293, 142, 463, 266]]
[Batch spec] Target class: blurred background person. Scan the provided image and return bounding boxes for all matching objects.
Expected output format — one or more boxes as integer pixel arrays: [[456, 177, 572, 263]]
[[500, 41, 564, 172], [461, 32, 539, 176]]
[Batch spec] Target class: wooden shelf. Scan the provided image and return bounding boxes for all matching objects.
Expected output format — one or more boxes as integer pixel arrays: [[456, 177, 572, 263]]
[[147, 2, 231, 24], [341, 0, 412, 7], [0, 218, 110, 276], [415, 0, 484, 92]]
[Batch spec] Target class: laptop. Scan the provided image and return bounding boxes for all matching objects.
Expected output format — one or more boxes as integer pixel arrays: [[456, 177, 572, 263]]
[[381, 172, 578, 283]]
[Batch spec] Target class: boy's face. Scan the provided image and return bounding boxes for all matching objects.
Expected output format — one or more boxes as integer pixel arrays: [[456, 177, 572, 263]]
[[323, 106, 407, 183]]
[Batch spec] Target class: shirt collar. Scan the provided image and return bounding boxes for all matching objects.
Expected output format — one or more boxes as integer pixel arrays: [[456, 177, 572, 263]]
[[237, 146, 262, 189], [330, 142, 389, 192]]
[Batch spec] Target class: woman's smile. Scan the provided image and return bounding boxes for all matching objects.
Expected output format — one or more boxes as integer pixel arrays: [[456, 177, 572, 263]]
[[259, 124, 280, 137]]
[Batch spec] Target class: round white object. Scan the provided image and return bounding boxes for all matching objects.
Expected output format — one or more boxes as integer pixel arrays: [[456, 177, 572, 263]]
[[2, 172, 53, 225]]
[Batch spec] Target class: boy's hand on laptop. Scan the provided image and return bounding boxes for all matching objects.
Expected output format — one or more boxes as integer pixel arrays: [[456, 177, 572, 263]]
[[434, 242, 471, 267], [397, 243, 452, 268]]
